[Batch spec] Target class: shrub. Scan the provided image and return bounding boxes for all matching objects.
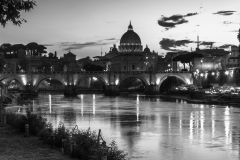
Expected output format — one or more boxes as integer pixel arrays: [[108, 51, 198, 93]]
[[53, 122, 70, 148], [38, 122, 53, 145], [26, 111, 47, 135], [6, 112, 129, 160]]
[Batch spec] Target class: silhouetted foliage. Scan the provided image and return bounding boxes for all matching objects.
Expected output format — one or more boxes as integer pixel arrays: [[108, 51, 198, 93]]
[[0, 0, 36, 27], [7, 112, 129, 160], [0, 43, 11, 54], [37, 45, 47, 56], [26, 42, 47, 56], [10, 44, 26, 54], [172, 52, 203, 70], [26, 42, 38, 55], [83, 64, 104, 71]]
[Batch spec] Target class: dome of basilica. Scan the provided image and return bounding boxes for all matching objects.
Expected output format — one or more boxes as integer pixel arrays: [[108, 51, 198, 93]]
[[120, 24, 141, 44], [118, 22, 143, 52]]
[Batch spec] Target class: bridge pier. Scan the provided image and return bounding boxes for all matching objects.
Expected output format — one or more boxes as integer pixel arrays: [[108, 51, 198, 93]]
[[105, 84, 119, 96], [145, 84, 159, 95]]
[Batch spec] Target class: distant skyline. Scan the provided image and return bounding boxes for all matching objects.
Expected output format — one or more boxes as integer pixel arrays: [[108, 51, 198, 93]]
[[0, 0, 240, 59]]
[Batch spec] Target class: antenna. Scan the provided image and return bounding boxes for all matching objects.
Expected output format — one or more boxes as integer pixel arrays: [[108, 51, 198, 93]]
[[197, 35, 200, 49], [101, 46, 102, 57]]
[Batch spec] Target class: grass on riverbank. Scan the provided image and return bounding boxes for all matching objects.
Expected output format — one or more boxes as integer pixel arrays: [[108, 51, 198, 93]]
[[5, 111, 129, 160], [0, 125, 75, 160]]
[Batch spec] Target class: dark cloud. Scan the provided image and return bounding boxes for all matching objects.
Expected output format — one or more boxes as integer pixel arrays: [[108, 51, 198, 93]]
[[158, 12, 198, 30], [218, 44, 233, 49], [229, 30, 239, 32], [200, 41, 215, 46], [104, 38, 119, 41], [159, 38, 194, 51], [223, 21, 233, 24], [213, 11, 236, 16], [60, 38, 118, 51]]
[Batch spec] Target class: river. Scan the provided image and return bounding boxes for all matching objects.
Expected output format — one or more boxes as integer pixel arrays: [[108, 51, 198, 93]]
[[8, 93, 240, 160]]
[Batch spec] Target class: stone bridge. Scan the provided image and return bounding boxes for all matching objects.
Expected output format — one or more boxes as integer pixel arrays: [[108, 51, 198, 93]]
[[0, 71, 193, 95]]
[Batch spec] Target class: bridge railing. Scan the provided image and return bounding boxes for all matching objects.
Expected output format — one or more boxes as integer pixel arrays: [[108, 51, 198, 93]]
[[0, 71, 191, 75]]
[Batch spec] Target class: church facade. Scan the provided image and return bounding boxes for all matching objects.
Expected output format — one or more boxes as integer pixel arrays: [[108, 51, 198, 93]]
[[104, 22, 158, 71]]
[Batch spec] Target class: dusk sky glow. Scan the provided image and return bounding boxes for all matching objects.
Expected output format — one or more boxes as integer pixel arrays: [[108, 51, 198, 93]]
[[1, 0, 240, 59]]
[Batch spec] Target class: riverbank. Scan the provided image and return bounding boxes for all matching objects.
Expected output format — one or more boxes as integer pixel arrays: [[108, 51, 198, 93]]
[[0, 125, 75, 160], [159, 93, 240, 105]]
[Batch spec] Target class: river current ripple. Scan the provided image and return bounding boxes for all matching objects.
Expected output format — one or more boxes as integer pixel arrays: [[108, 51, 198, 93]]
[[10, 93, 240, 160]]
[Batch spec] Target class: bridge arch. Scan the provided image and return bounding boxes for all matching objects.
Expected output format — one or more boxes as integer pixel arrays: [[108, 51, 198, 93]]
[[35, 75, 66, 88], [76, 75, 108, 87], [158, 74, 189, 90], [117, 75, 149, 89], [0, 75, 24, 86]]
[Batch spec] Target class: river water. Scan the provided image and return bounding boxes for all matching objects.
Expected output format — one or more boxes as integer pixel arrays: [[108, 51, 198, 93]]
[[8, 93, 240, 160]]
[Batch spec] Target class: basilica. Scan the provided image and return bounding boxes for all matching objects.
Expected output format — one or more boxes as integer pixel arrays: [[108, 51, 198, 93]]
[[94, 22, 158, 71]]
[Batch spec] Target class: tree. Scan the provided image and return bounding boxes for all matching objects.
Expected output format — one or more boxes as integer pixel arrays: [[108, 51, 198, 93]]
[[172, 52, 203, 71], [0, 0, 36, 27], [0, 43, 12, 54], [26, 42, 38, 56], [37, 45, 47, 56], [10, 44, 26, 58]]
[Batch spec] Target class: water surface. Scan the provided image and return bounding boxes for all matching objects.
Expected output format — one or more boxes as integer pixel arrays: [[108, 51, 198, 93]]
[[10, 93, 240, 160]]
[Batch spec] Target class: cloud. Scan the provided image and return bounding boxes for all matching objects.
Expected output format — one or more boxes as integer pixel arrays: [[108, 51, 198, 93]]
[[60, 38, 118, 51], [104, 38, 119, 41], [213, 11, 236, 16], [158, 12, 198, 30], [159, 38, 194, 51], [229, 30, 239, 32], [223, 21, 233, 25], [218, 44, 234, 49], [42, 44, 54, 47]]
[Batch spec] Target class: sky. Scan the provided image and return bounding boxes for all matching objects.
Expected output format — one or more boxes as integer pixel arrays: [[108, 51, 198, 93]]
[[0, 0, 240, 59]]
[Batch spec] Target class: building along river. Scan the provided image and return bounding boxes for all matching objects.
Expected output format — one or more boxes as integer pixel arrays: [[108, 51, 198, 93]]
[[6, 93, 240, 160]]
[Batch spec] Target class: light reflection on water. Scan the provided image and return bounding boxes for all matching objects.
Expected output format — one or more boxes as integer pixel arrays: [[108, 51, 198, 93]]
[[6, 93, 240, 160]]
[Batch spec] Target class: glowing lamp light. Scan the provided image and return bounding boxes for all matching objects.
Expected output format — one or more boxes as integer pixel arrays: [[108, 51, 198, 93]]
[[92, 77, 97, 81], [21, 76, 27, 85], [225, 71, 229, 75], [200, 73, 204, 77], [212, 72, 215, 76], [156, 79, 160, 85], [115, 79, 119, 85]]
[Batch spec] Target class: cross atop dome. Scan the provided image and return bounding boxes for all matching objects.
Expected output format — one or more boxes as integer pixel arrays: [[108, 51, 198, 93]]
[[128, 21, 133, 31]]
